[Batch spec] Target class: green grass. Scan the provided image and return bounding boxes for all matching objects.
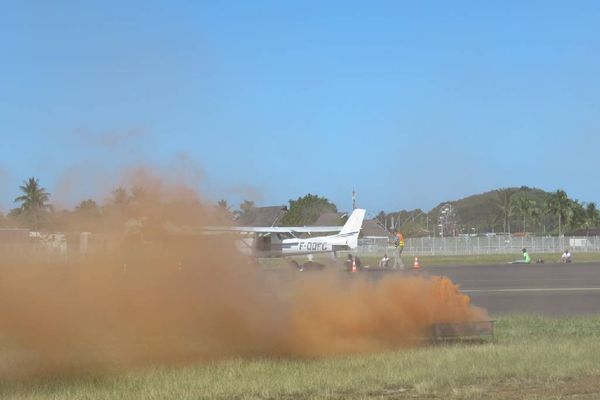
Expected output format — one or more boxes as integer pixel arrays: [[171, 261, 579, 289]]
[[383, 252, 600, 267], [413, 252, 600, 267], [259, 253, 600, 270], [2, 315, 600, 399]]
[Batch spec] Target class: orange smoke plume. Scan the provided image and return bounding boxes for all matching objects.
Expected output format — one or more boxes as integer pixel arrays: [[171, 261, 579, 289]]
[[0, 173, 487, 379]]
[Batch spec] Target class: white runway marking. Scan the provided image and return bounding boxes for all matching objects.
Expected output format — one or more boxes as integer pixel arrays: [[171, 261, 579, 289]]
[[463, 287, 600, 293]]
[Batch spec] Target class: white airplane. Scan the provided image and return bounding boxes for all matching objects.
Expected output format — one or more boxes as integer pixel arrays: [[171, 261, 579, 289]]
[[204, 208, 366, 259]]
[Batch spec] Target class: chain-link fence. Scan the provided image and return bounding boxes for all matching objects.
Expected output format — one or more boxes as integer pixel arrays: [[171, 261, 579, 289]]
[[357, 236, 600, 257]]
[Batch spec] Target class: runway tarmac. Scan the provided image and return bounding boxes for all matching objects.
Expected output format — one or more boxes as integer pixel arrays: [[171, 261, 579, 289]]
[[425, 262, 600, 316]]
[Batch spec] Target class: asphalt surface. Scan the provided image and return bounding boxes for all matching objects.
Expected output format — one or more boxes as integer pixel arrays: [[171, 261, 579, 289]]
[[423, 262, 600, 316]]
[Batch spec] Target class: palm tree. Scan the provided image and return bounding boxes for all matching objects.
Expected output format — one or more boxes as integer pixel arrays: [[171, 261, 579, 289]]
[[14, 177, 51, 230], [568, 200, 585, 232], [233, 200, 255, 221], [484, 212, 501, 233], [239, 200, 254, 216], [583, 202, 599, 235], [76, 199, 99, 211], [108, 186, 129, 206], [529, 204, 542, 233], [545, 190, 571, 236], [217, 199, 229, 211], [515, 197, 536, 233], [215, 199, 232, 219], [496, 189, 516, 233]]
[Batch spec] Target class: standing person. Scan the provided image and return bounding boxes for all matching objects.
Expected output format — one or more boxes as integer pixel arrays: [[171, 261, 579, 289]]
[[354, 255, 362, 271], [393, 231, 405, 269]]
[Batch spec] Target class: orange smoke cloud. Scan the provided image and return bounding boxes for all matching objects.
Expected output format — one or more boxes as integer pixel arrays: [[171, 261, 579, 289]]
[[278, 272, 484, 356], [0, 173, 487, 379]]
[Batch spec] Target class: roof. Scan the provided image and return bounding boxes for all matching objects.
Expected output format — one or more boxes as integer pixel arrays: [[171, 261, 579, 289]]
[[235, 206, 287, 227], [570, 229, 600, 236], [311, 212, 347, 226], [360, 219, 392, 238]]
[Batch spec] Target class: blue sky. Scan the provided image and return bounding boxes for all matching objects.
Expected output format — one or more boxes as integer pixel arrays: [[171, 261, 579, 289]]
[[1, 1, 599, 215]]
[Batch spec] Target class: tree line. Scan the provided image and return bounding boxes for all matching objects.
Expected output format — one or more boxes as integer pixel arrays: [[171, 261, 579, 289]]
[[376, 188, 600, 237], [214, 194, 338, 226], [1, 178, 339, 231], [496, 188, 599, 236], [0, 178, 159, 232], [3, 179, 599, 236]]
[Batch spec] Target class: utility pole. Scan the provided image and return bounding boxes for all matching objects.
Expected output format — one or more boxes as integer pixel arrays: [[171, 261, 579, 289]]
[[352, 189, 356, 210]]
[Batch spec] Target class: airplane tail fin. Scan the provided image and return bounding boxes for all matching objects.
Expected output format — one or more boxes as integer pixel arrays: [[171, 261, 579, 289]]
[[339, 208, 366, 236], [338, 208, 365, 249]]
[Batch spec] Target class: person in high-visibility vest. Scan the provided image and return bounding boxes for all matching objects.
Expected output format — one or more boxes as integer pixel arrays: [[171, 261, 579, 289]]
[[398, 232, 405, 248], [393, 232, 405, 269], [511, 248, 532, 264]]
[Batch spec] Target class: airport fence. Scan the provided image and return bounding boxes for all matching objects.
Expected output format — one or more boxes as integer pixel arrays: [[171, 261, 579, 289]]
[[357, 235, 600, 257]]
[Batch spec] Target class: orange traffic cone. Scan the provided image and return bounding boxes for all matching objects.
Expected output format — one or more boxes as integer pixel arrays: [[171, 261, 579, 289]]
[[352, 258, 357, 273], [413, 256, 421, 269]]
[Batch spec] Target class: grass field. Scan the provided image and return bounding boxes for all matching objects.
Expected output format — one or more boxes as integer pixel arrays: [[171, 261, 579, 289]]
[[408, 252, 600, 267], [259, 252, 600, 270], [2, 315, 600, 399]]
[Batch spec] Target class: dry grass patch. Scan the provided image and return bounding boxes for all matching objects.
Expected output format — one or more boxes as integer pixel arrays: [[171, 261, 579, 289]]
[[2, 315, 600, 399]]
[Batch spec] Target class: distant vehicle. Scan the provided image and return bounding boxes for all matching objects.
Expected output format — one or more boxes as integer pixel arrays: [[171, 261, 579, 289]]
[[204, 208, 366, 260]]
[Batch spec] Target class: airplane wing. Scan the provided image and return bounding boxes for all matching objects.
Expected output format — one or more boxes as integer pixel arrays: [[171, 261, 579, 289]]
[[202, 226, 344, 234]]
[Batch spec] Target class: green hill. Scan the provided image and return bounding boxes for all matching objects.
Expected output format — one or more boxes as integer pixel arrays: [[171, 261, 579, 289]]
[[431, 186, 552, 234], [383, 186, 564, 237]]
